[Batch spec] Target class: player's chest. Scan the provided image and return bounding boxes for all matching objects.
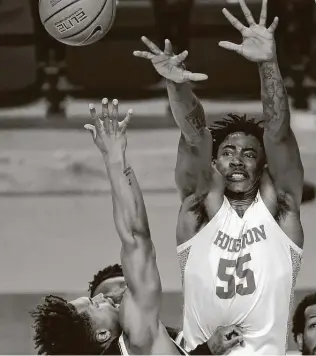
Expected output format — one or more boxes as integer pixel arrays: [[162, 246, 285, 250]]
[[186, 219, 292, 292]]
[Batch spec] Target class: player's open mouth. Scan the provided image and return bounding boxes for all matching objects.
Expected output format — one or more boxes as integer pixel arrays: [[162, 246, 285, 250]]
[[227, 171, 248, 181]]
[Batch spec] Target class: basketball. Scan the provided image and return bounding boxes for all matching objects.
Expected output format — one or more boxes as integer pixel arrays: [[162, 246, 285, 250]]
[[39, 0, 117, 46]]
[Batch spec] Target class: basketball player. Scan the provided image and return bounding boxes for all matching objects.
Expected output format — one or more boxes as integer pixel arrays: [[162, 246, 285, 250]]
[[88, 263, 245, 355], [134, 0, 304, 354], [31, 99, 243, 355], [292, 292, 316, 355], [31, 99, 185, 355]]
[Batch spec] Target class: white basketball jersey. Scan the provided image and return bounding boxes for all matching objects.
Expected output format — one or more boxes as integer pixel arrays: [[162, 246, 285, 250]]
[[177, 192, 302, 354]]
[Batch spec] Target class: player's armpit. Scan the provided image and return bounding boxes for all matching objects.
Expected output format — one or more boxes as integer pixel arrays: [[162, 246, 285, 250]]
[[263, 129, 304, 208], [176, 181, 225, 246], [176, 196, 206, 245]]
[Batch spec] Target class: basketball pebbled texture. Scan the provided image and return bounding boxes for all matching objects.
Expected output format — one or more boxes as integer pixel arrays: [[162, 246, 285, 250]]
[[39, 0, 117, 46]]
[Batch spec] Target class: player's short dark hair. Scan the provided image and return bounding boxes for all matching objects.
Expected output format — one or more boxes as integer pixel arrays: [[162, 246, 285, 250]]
[[30, 295, 102, 355], [89, 264, 123, 297], [292, 292, 316, 342], [209, 113, 264, 160]]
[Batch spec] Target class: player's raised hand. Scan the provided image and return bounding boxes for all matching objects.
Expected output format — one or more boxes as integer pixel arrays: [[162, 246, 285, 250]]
[[207, 325, 245, 354], [219, 0, 278, 62], [133, 36, 208, 83], [84, 98, 133, 157]]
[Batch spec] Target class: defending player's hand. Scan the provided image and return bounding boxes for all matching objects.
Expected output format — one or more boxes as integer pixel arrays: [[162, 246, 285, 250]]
[[207, 325, 245, 354], [219, 0, 278, 62], [84, 98, 133, 157], [133, 36, 208, 83]]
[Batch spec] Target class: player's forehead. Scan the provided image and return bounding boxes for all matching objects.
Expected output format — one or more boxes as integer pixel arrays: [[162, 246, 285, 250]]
[[220, 132, 261, 151], [69, 296, 91, 313], [305, 304, 316, 322]]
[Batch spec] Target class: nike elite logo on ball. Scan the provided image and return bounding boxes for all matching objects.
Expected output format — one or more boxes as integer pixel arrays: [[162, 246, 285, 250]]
[[39, 0, 117, 46], [55, 9, 87, 34]]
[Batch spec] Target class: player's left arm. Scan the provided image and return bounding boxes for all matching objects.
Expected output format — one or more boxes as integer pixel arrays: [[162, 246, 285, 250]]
[[259, 58, 304, 207], [219, 0, 304, 207], [85, 99, 162, 340]]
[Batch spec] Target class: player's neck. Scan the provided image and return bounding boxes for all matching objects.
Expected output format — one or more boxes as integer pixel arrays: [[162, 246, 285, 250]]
[[225, 184, 259, 217]]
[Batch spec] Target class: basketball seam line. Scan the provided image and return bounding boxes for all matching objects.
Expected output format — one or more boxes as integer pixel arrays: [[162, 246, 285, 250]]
[[61, 0, 109, 40], [43, 0, 82, 24], [81, 0, 115, 45]]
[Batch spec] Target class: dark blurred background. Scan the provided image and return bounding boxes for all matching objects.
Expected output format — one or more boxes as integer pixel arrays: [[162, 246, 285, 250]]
[[0, 0, 316, 354], [2, 0, 316, 115]]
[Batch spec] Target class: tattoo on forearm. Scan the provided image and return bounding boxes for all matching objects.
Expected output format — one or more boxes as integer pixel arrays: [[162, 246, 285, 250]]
[[262, 66, 274, 80], [259, 62, 290, 134], [123, 166, 132, 186], [185, 101, 206, 137]]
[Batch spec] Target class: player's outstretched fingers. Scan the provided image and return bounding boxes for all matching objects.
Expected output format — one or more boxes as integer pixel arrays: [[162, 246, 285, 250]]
[[268, 16, 279, 33], [174, 50, 189, 65], [141, 36, 163, 55], [164, 39, 173, 56], [111, 99, 119, 132], [239, 0, 255, 25], [89, 103, 97, 121], [120, 109, 133, 134], [133, 51, 155, 60], [219, 41, 242, 55], [259, 0, 267, 26], [183, 70, 208, 82], [222, 8, 247, 34], [84, 124, 96, 140], [102, 98, 110, 134], [89, 103, 103, 133]]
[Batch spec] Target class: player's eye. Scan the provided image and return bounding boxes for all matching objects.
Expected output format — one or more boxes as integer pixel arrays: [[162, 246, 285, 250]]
[[223, 151, 233, 156], [310, 323, 316, 328], [245, 153, 256, 158]]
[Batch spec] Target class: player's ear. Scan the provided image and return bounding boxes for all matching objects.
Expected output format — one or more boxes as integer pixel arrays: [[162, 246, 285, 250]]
[[296, 333, 303, 352], [95, 329, 111, 344]]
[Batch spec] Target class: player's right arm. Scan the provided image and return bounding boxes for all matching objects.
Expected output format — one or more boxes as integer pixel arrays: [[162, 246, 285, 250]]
[[85, 99, 171, 352], [133, 36, 210, 201]]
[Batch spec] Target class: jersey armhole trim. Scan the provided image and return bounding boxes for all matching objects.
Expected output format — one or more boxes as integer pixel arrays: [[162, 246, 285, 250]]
[[171, 336, 189, 355], [118, 333, 128, 356]]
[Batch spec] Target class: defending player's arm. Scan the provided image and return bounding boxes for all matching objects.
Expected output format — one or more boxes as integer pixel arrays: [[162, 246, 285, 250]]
[[134, 37, 211, 201], [219, 0, 303, 207], [85, 99, 161, 330]]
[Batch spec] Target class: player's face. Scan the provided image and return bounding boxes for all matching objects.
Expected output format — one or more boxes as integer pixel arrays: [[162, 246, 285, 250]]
[[92, 276, 127, 306], [301, 305, 316, 355], [216, 132, 265, 194], [70, 294, 121, 339]]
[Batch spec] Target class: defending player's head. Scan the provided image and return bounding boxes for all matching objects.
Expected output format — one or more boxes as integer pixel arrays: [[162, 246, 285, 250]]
[[210, 114, 266, 195], [88, 264, 126, 303], [31, 294, 122, 355], [292, 292, 316, 355]]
